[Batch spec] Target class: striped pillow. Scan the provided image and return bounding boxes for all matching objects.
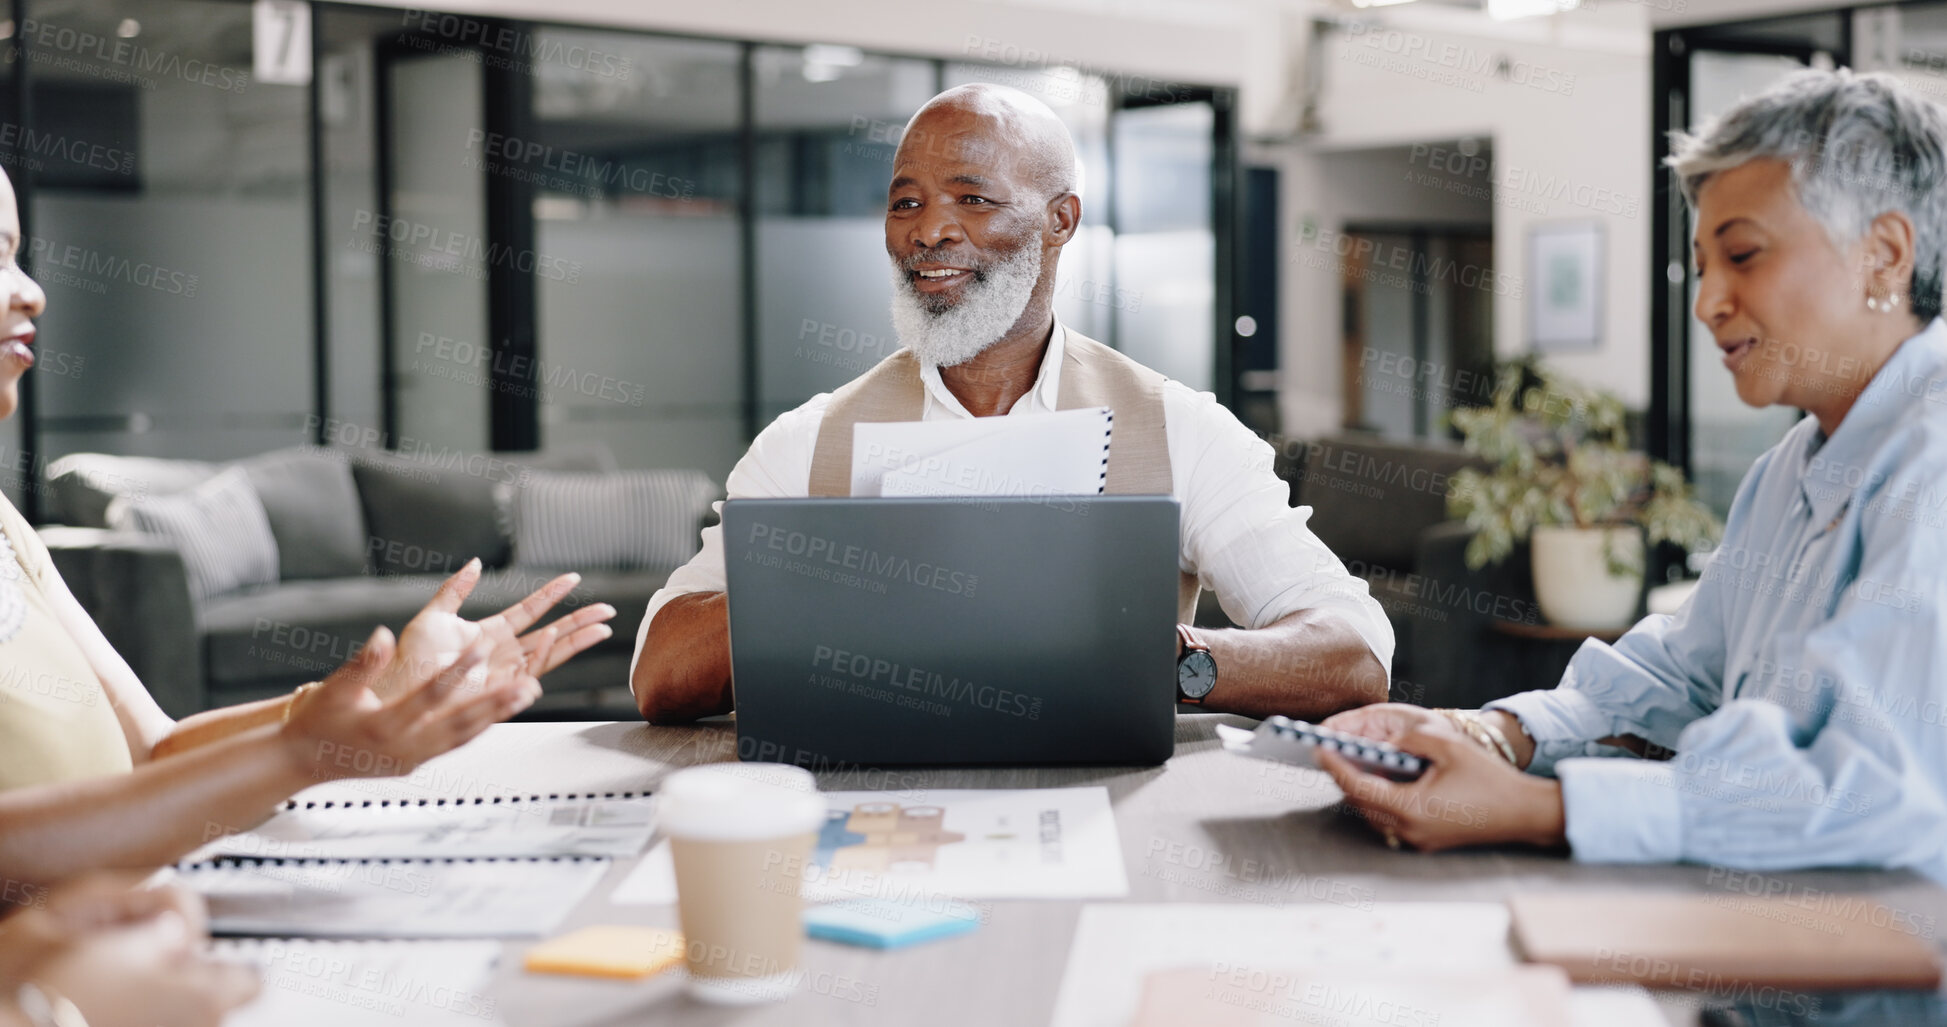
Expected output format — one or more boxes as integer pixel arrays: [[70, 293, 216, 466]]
[[499, 470, 718, 571], [111, 466, 281, 599]]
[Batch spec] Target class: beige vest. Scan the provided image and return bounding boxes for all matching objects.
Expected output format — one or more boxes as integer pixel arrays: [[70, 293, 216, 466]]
[[807, 329, 1201, 624]]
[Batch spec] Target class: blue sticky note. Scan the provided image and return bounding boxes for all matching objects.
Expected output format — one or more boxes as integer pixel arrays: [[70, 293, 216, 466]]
[[803, 899, 982, 949]]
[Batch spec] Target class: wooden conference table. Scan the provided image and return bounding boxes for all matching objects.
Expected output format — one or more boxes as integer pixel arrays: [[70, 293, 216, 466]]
[[285, 716, 1947, 1027]]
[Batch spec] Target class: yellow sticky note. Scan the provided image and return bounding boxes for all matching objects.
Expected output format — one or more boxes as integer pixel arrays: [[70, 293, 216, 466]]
[[523, 926, 686, 980]]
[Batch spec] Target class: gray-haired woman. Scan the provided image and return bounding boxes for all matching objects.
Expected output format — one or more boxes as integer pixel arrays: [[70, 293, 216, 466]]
[[1320, 68, 1947, 879]]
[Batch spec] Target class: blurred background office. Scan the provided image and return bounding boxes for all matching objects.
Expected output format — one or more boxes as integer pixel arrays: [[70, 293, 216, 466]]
[[0, 0, 1935, 717]]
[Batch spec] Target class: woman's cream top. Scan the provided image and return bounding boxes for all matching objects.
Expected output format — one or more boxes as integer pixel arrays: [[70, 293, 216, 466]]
[[0, 493, 133, 789]]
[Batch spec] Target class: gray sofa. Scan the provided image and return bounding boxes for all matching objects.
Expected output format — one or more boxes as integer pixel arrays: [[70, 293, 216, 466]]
[[1265, 433, 1549, 709], [40, 442, 718, 718]]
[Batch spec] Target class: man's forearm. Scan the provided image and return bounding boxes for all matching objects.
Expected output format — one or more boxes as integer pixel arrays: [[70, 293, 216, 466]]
[[633, 593, 735, 724], [1198, 609, 1387, 721]]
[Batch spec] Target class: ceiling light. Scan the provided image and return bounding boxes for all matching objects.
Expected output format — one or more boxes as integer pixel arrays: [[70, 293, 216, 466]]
[[116, 18, 140, 38], [802, 43, 864, 82], [1487, 0, 1580, 20], [804, 44, 864, 68]]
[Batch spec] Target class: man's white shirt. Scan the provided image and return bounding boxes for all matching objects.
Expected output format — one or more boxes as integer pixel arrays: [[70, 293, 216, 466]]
[[631, 324, 1394, 684]]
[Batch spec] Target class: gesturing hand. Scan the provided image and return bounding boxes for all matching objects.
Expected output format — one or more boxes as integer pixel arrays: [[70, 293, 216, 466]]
[[5, 878, 259, 1027], [1316, 727, 1568, 853], [282, 623, 544, 782], [381, 559, 617, 701]]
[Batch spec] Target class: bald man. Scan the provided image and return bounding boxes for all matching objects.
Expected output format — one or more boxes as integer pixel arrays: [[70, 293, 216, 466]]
[[633, 85, 1392, 724]]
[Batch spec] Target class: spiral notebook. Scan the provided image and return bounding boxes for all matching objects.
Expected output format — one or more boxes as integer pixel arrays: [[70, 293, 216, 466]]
[[176, 855, 609, 939], [851, 405, 1113, 498], [194, 791, 655, 862]]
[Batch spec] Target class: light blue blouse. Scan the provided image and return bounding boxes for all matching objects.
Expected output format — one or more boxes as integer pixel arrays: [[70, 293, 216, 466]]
[[1488, 319, 1947, 882]]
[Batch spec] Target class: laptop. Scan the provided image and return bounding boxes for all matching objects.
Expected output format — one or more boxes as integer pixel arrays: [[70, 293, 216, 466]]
[[722, 495, 1180, 767]]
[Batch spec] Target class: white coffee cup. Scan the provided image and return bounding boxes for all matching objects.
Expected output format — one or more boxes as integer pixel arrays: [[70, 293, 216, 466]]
[[659, 763, 827, 1005]]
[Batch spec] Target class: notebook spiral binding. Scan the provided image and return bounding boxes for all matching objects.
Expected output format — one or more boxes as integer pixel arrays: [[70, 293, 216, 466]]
[[281, 790, 647, 811], [182, 854, 608, 869], [1098, 410, 1113, 494]]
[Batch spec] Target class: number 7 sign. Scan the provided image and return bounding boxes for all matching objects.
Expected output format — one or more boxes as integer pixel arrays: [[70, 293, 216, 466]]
[[253, 0, 312, 86]]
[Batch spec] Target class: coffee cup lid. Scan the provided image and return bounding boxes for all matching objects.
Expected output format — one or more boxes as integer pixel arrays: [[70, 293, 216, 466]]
[[659, 763, 828, 841]]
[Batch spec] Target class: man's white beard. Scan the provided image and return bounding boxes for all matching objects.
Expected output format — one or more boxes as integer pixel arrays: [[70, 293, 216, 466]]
[[888, 242, 1043, 368]]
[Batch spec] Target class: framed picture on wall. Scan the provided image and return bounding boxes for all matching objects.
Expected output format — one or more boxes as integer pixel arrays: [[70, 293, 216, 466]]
[[1527, 222, 1604, 351]]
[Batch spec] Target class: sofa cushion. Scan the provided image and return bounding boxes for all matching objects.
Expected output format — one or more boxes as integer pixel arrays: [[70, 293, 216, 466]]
[[1288, 436, 1480, 574], [200, 564, 665, 688], [350, 441, 617, 577], [45, 453, 218, 528], [500, 470, 717, 571], [237, 448, 368, 580], [111, 467, 280, 600]]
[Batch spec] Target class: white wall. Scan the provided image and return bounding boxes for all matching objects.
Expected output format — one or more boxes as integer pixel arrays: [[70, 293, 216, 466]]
[[1270, 5, 1653, 435]]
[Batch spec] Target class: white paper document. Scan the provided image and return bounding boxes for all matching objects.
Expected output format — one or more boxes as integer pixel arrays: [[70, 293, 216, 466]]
[[193, 795, 656, 862], [216, 938, 503, 1026], [1050, 903, 1663, 1027], [612, 786, 1127, 905], [850, 406, 1112, 498], [179, 856, 608, 939]]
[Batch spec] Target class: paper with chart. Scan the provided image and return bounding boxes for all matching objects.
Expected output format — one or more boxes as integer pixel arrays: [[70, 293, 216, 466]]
[[612, 787, 1127, 905], [850, 406, 1112, 498], [179, 857, 608, 939], [193, 795, 656, 862], [1049, 903, 1664, 1027], [217, 939, 503, 1027]]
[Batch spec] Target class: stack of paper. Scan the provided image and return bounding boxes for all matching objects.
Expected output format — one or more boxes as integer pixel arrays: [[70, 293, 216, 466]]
[[193, 794, 656, 862], [851, 406, 1113, 498]]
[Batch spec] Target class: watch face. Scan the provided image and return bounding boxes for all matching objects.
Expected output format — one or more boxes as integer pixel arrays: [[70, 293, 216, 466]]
[[1178, 650, 1217, 699]]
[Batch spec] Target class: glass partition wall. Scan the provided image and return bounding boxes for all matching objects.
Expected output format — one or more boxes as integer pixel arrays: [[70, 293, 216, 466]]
[[22, 0, 312, 473], [1, 0, 1236, 516]]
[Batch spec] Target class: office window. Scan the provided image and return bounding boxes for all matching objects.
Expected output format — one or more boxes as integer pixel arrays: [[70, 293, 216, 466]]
[[316, 8, 399, 441], [0, 4, 1234, 503], [1339, 229, 1494, 440], [527, 32, 746, 474], [24, 0, 312, 464], [381, 44, 490, 454], [754, 45, 935, 426], [1110, 100, 1214, 392]]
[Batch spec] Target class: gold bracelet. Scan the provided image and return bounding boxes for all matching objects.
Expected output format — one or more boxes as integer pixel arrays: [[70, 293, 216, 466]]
[[1468, 712, 1521, 767], [282, 681, 323, 724], [1436, 709, 1519, 767]]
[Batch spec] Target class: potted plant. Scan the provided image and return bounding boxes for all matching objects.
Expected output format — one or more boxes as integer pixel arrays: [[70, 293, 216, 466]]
[[1447, 358, 1722, 629]]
